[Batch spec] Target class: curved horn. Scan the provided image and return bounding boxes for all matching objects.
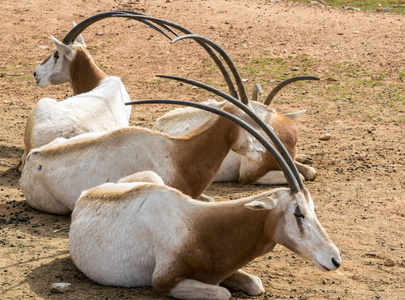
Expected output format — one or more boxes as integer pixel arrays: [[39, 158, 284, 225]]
[[62, 11, 173, 44], [112, 13, 238, 99], [172, 34, 249, 105], [263, 76, 320, 106], [125, 99, 300, 194], [156, 74, 304, 192], [251, 83, 263, 101]]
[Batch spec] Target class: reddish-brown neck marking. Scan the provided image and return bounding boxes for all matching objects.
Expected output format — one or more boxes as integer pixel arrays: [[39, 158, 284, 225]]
[[154, 199, 282, 295], [69, 47, 107, 95], [169, 104, 244, 198]]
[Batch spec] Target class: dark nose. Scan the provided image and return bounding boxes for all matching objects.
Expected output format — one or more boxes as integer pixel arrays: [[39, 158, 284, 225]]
[[331, 257, 341, 268]]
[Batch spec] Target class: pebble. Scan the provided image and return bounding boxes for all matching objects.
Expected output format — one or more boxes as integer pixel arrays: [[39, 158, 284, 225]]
[[356, 151, 367, 161], [50, 283, 71, 293], [319, 133, 332, 141], [384, 258, 396, 267]]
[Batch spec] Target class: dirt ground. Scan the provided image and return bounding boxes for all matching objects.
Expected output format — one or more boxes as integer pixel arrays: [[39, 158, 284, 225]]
[[1, 0, 404, 299]]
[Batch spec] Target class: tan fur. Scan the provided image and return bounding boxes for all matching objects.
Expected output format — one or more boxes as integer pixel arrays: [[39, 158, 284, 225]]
[[153, 198, 276, 295], [20, 105, 38, 170], [69, 47, 107, 95], [239, 113, 299, 184], [169, 104, 248, 198]]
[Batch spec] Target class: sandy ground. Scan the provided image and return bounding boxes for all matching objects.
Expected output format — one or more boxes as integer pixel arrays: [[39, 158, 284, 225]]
[[1, 0, 404, 299]]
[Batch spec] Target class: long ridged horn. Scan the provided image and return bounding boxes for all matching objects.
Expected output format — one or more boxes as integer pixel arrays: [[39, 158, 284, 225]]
[[172, 34, 249, 105], [125, 99, 299, 194], [156, 74, 304, 193], [112, 13, 238, 99], [62, 11, 173, 44], [263, 76, 320, 106]]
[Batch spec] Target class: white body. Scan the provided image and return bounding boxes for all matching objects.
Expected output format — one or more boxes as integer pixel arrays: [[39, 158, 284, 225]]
[[154, 99, 316, 184], [69, 171, 341, 299], [29, 76, 130, 147], [20, 103, 261, 215], [21, 32, 131, 170]]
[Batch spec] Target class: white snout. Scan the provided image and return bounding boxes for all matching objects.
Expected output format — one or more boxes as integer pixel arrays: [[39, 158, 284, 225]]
[[34, 68, 48, 87], [313, 245, 341, 271]]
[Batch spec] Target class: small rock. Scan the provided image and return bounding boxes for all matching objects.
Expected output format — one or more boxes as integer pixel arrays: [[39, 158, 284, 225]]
[[356, 151, 367, 161], [291, 67, 300, 71], [95, 31, 106, 36], [50, 283, 71, 293], [367, 177, 372, 181], [319, 133, 332, 141], [341, 6, 360, 11], [383, 7, 392, 12], [208, 25, 216, 30], [384, 258, 396, 267]]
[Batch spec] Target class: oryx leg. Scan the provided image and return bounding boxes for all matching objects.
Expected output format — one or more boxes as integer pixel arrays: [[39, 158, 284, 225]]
[[197, 194, 215, 202], [221, 269, 264, 296], [295, 161, 317, 181], [169, 279, 231, 300]]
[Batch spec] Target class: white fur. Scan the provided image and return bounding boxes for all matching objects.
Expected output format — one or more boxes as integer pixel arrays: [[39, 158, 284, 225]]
[[21, 32, 131, 171], [69, 172, 341, 299], [30, 76, 130, 144], [19, 103, 260, 215]]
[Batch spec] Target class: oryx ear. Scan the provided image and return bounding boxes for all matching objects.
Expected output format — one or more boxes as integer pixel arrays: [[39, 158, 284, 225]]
[[72, 21, 86, 47], [50, 35, 75, 60], [245, 197, 276, 211]]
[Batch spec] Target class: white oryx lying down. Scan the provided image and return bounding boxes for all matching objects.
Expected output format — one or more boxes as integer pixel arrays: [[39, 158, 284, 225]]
[[21, 16, 138, 171], [69, 173, 341, 299], [154, 98, 316, 185], [20, 100, 263, 215]]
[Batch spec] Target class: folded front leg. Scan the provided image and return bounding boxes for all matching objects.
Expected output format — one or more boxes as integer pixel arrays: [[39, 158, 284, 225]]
[[169, 279, 231, 300], [221, 269, 264, 296]]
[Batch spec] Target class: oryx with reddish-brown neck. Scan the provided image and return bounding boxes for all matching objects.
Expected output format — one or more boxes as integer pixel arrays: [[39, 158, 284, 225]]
[[70, 175, 341, 299], [22, 11, 174, 172], [21, 20, 132, 171], [19, 97, 265, 215], [69, 97, 341, 300]]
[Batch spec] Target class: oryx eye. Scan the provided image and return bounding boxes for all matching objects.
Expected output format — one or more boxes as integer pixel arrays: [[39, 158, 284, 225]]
[[54, 51, 60, 60], [294, 207, 305, 219], [294, 212, 305, 218]]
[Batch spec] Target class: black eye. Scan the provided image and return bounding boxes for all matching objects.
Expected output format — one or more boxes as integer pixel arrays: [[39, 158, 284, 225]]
[[54, 51, 59, 60], [294, 206, 305, 218], [294, 212, 305, 219]]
